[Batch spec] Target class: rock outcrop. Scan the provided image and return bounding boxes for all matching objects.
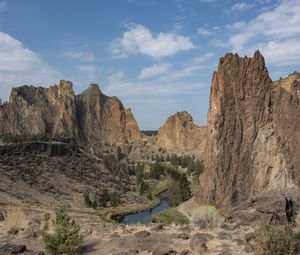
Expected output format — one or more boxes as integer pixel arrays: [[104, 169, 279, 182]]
[[156, 111, 206, 155], [0, 80, 142, 151], [197, 51, 300, 212]]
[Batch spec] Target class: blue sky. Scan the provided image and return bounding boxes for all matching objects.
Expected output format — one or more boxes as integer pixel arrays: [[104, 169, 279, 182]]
[[0, 0, 299, 129]]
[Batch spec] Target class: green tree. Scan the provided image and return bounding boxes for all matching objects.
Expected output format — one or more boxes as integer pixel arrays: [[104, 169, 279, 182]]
[[42, 209, 83, 254], [110, 192, 121, 206], [92, 196, 98, 209], [99, 189, 110, 207], [139, 180, 150, 195], [117, 146, 125, 161], [83, 193, 92, 208], [135, 163, 144, 184]]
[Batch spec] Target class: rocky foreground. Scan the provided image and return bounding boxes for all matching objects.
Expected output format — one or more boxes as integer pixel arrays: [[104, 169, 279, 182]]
[[0, 213, 257, 255]]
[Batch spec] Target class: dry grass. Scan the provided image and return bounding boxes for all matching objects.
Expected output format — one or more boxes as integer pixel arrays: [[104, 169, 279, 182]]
[[4, 207, 27, 231], [190, 205, 224, 228]]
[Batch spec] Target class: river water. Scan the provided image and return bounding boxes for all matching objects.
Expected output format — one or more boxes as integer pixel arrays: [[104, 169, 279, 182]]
[[121, 192, 170, 224]]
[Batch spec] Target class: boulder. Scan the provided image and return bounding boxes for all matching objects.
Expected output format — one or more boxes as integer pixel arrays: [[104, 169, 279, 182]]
[[152, 243, 177, 255], [0, 243, 26, 254]]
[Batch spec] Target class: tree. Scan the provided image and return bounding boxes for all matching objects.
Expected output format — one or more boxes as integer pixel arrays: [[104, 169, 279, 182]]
[[110, 192, 121, 206], [83, 193, 92, 208], [42, 209, 83, 254], [92, 196, 98, 209], [117, 146, 125, 161], [99, 189, 110, 207], [139, 180, 150, 195], [135, 163, 144, 184]]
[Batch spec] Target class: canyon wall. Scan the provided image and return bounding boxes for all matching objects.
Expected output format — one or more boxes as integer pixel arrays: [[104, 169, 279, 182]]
[[197, 51, 300, 212], [156, 111, 206, 156], [0, 80, 142, 150]]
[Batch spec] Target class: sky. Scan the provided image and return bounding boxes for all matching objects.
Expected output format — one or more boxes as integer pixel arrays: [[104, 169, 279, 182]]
[[0, 0, 299, 129]]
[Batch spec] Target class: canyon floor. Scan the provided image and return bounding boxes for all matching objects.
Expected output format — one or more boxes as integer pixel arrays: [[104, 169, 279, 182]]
[[0, 205, 257, 255]]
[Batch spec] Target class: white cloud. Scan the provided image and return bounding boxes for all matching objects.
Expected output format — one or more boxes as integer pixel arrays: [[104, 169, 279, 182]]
[[230, 2, 255, 11], [138, 63, 172, 80], [197, 27, 213, 36], [226, 21, 246, 30], [256, 0, 272, 4], [198, 0, 216, 3], [226, 0, 300, 66], [76, 65, 98, 82], [0, 32, 61, 101], [104, 75, 205, 97], [105, 53, 213, 97], [64, 51, 95, 62], [110, 24, 195, 59]]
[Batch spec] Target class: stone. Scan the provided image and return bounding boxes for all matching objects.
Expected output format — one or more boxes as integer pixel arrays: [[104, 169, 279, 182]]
[[151, 223, 166, 231], [217, 231, 232, 240], [0, 243, 26, 254], [0, 211, 5, 221], [176, 232, 190, 240], [156, 111, 206, 155], [190, 233, 214, 244], [190, 233, 213, 253], [196, 51, 300, 213], [152, 243, 177, 255], [245, 243, 254, 253], [134, 230, 150, 238], [178, 250, 192, 255], [7, 229, 19, 235], [0, 81, 142, 153], [245, 232, 256, 243]]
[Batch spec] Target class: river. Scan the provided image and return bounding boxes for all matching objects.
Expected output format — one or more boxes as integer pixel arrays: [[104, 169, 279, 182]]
[[120, 192, 170, 224]]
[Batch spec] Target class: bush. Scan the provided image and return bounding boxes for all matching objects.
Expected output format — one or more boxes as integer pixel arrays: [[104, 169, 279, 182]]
[[256, 225, 300, 255], [190, 205, 223, 228], [99, 189, 110, 207], [83, 193, 92, 208], [110, 192, 121, 206], [152, 208, 189, 225], [42, 209, 83, 255], [139, 180, 150, 195]]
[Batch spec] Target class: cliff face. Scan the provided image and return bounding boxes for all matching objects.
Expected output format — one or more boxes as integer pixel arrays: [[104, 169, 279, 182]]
[[156, 111, 206, 156], [197, 51, 300, 212], [0, 80, 141, 149]]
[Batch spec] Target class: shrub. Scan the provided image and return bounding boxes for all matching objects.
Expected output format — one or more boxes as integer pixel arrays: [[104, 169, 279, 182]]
[[256, 225, 300, 255], [190, 205, 223, 228], [110, 192, 121, 206], [152, 208, 189, 225], [42, 209, 83, 255], [98, 189, 110, 207], [4, 207, 26, 231], [139, 180, 150, 195], [83, 193, 92, 208]]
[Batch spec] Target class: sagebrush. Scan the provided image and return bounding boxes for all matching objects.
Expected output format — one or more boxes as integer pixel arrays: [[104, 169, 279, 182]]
[[190, 205, 223, 228], [256, 225, 300, 255]]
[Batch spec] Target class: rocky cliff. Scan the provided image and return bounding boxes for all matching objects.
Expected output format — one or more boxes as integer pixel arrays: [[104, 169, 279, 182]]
[[156, 111, 206, 156], [0, 80, 141, 151], [197, 51, 300, 212]]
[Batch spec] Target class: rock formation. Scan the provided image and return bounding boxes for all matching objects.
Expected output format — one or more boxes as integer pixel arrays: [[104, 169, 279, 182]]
[[197, 51, 300, 212], [156, 111, 206, 155], [0, 80, 142, 151]]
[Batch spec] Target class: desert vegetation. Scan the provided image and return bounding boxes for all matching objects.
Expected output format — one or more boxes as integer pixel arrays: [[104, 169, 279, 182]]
[[256, 225, 300, 255], [42, 209, 83, 255], [190, 205, 224, 228], [152, 208, 189, 225]]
